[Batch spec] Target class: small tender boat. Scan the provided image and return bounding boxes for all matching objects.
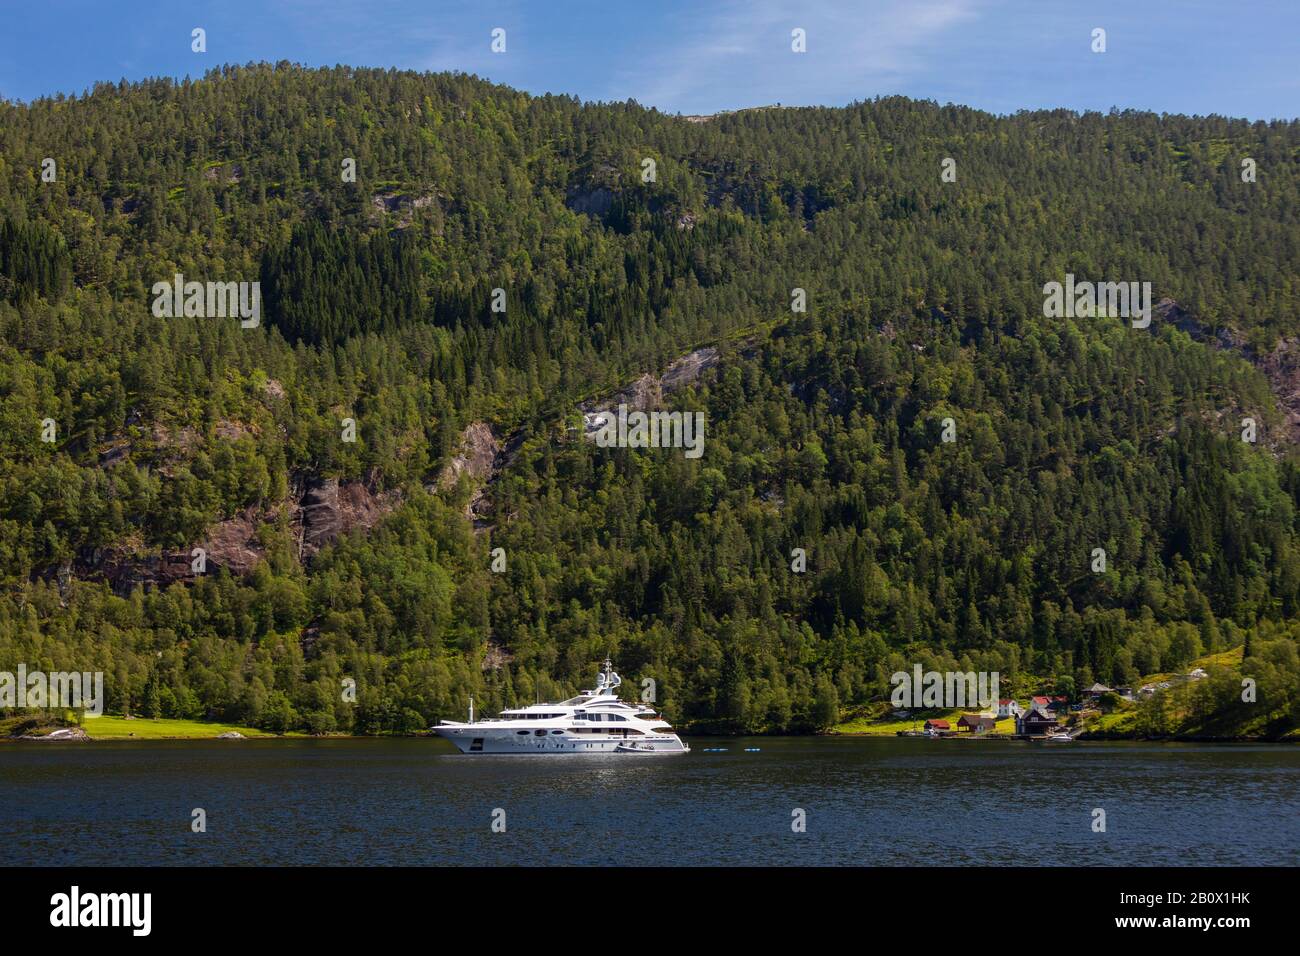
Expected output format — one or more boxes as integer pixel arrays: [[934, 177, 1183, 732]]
[[614, 742, 677, 754]]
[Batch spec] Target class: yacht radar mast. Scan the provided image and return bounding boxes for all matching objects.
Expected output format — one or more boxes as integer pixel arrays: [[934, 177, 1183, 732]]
[[593, 657, 621, 696]]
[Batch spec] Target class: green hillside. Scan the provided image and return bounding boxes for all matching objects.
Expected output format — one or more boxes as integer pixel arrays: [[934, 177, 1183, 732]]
[[1, 64, 1299, 736]]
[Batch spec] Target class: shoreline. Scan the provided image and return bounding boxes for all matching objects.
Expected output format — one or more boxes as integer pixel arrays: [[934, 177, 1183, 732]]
[[829, 731, 1296, 743], [5, 726, 1294, 744]]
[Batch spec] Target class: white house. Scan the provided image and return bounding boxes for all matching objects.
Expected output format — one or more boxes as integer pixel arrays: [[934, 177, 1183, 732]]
[[996, 698, 1023, 718]]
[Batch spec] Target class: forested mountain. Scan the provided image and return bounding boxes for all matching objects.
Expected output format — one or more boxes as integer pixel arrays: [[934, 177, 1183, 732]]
[[1, 63, 1298, 736]]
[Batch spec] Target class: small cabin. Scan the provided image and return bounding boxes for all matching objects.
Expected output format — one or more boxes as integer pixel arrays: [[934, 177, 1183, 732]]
[[923, 719, 951, 734], [957, 714, 997, 733]]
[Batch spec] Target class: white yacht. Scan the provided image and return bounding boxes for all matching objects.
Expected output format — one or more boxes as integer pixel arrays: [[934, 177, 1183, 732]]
[[432, 660, 689, 754]]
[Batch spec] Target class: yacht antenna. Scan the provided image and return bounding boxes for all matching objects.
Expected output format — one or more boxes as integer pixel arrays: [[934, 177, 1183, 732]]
[[468, 696, 474, 724]]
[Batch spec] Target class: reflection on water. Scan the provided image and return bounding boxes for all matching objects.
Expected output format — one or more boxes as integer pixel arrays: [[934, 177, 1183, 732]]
[[1, 736, 1296, 866]]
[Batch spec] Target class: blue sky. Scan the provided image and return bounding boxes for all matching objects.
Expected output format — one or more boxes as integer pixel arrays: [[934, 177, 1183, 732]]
[[1, 0, 1296, 118]]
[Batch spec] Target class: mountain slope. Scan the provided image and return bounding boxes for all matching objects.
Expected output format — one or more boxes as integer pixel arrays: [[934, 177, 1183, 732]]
[[1, 64, 1299, 735]]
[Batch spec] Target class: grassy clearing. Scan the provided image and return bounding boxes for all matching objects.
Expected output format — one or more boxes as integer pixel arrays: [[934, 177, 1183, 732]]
[[833, 704, 1017, 736], [1086, 708, 1139, 734], [81, 716, 288, 739], [1130, 647, 1243, 688]]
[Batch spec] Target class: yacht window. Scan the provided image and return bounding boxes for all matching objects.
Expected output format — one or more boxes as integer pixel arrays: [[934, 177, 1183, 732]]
[[516, 730, 529, 735], [550, 730, 564, 735]]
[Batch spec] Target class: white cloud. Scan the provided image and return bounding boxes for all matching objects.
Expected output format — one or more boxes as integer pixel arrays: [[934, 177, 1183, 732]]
[[606, 0, 984, 113]]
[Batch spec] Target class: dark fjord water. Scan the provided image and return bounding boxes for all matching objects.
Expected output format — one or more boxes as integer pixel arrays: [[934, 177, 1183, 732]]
[[2, 736, 1296, 866]]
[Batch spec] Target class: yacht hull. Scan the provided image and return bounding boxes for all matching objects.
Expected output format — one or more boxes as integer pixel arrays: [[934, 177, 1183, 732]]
[[433, 726, 689, 754]]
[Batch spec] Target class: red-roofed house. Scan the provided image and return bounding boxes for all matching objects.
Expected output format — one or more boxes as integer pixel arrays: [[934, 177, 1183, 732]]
[[923, 719, 951, 736], [997, 698, 1023, 718]]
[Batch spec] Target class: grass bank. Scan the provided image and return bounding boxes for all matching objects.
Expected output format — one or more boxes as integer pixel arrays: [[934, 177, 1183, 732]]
[[833, 705, 1016, 736], [80, 716, 292, 739]]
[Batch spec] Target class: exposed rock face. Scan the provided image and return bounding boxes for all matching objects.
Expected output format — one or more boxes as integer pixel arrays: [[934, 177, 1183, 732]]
[[202, 509, 264, 575], [580, 346, 721, 420], [1153, 297, 1300, 445], [216, 731, 245, 739], [483, 641, 514, 671], [298, 476, 401, 558], [152, 422, 200, 457], [432, 422, 523, 533], [75, 475, 401, 593], [299, 479, 344, 553], [214, 419, 252, 441], [97, 442, 130, 468], [85, 547, 193, 592], [369, 191, 438, 228], [661, 347, 720, 392], [437, 422, 500, 491], [1155, 297, 1243, 350], [94, 417, 254, 473], [77, 505, 266, 591], [611, 373, 663, 413], [64, 345, 724, 592], [1258, 338, 1300, 444]]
